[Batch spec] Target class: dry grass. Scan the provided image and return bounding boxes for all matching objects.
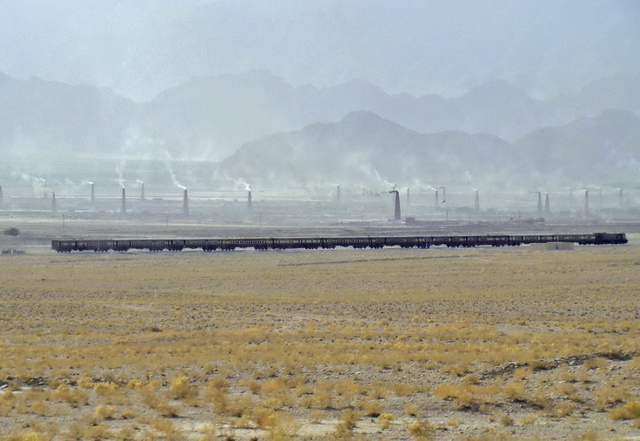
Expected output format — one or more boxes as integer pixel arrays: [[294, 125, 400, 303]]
[[0, 245, 639, 439]]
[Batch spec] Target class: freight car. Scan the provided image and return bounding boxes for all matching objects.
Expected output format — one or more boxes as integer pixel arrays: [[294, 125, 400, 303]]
[[51, 233, 627, 253]]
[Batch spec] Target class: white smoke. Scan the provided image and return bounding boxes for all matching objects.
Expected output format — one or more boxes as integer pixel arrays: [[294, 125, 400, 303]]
[[22, 173, 49, 196], [116, 160, 126, 188], [157, 150, 186, 190]]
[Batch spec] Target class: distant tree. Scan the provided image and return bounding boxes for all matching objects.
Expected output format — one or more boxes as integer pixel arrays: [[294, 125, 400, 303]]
[[3, 227, 20, 237]]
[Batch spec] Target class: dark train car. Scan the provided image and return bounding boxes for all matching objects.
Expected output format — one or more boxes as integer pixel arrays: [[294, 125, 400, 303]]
[[273, 238, 321, 249], [369, 237, 386, 248], [218, 237, 271, 250], [113, 240, 130, 252], [52, 240, 75, 252], [386, 236, 423, 248]]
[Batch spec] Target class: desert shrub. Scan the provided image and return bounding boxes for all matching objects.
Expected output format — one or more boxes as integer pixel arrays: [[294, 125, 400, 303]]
[[52, 385, 89, 407], [568, 430, 600, 441], [453, 391, 478, 411], [4, 430, 50, 441], [81, 423, 113, 441], [404, 403, 419, 417], [548, 402, 576, 418], [609, 401, 640, 420], [407, 418, 434, 440], [94, 404, 116, 420], [93, 382, 117, 396], [335, 408, 358, 439], [434, 383, 465, 400], [595, 383, 630, 408], [501, 381, 526, 402], [167, 375, 196, 400], [583, 357, 608, 370], [363, 400, 383, 417], [519, 414, 538, 424], [377, 413, 395, 430]]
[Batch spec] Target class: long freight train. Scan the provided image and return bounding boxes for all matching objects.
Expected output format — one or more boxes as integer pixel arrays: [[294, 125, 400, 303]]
[[51, 232, 627, 253]]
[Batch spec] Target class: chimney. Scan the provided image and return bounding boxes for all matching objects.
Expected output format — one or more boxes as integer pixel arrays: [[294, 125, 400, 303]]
[[406, 188, 410, 207], [121, 188, 126, 214], [393, 190, 401, 220], [247, 190, 252, 209], [90, 183, 95, 204], [434, 190, 439, 210], [474, 190, 480, 211], [183, 189, 189, 216], [537, 192, 543, 213], [336, 185, 341, 203], [619, 189, 623, 209], [52, 192, 57, 213], [545, 194, 550, 213], [141, 183, 145, 201], [584, 190, 589, 217]]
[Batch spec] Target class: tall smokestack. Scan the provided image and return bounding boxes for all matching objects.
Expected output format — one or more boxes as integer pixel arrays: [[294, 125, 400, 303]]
[[474, 190, 480, 211], [183, 189, 189, 216], [537, 192, 543, 213], [406, 188, 410, 207], [90, 183, 95, 204], [584, 190, 589, 217], [545, 194, 550, 213], [121, 188, 126, 214], [392, 190, 401, 220], [52, 192, 57, 213], [619, 189, 623, 209], [247, 190, 252, 209], [336, 185, 341, 203], [141, 183, 145, 201], [434, 190, 439, 210]]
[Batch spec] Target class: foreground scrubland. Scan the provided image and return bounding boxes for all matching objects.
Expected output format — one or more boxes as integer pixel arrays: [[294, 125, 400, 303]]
[[0, 244, 638, 440]]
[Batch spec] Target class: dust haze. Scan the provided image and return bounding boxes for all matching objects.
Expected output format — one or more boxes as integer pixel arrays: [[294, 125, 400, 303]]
[[0, 0, 639, 234]]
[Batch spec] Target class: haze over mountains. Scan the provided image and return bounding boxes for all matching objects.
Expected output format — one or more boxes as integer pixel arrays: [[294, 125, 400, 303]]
[[0, 1, 638, 192], [1, 70, 640, 189], [1, 1, 638, 101]]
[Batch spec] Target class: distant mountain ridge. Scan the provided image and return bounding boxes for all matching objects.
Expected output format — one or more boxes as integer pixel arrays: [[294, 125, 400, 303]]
[[134, 70, 640, 159], [0, 73, 135, 158], [0, 70, 638, 189], [221, 110, 637, 189], [514, 109, 640, 186]]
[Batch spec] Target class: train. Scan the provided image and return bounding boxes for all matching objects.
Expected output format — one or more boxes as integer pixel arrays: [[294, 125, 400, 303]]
[[51, 232, 627, 253]]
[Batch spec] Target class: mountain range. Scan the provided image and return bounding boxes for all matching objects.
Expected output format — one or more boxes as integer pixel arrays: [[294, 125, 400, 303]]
[[221, 109, 640, 189], [0, 70, 639, 189]]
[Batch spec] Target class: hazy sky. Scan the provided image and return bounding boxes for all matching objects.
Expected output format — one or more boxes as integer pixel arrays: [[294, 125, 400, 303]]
[[0, 0, 638, 100]]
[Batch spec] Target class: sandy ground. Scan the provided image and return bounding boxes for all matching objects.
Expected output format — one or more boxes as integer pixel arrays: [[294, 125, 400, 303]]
[[0, 219, 639, 440]]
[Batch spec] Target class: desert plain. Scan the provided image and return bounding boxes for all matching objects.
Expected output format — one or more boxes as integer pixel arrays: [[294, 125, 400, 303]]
[[0, 233, 639, 440]]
